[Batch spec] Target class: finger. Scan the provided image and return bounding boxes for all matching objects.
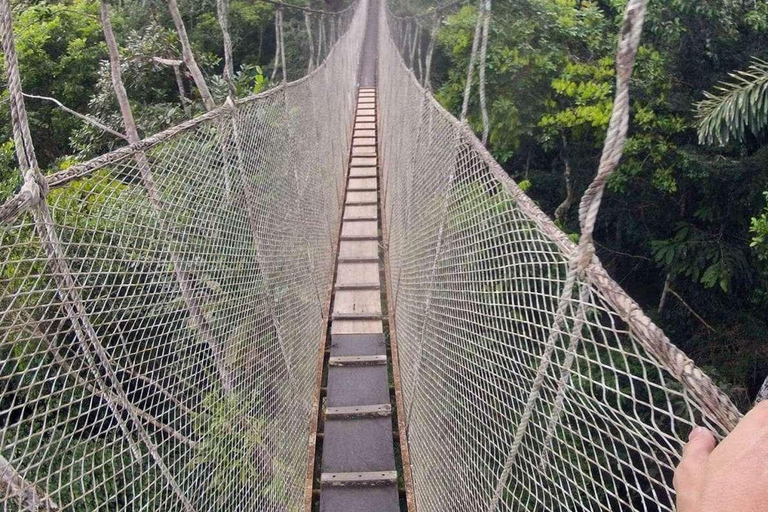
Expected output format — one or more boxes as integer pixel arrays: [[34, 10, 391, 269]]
[[674, 427, 715, 512], [682, 426, 716, 461]]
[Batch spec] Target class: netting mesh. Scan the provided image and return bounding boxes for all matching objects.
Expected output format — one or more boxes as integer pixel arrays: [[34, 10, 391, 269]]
[[0, 2, 365, 509], [378, 3, 740, 512]]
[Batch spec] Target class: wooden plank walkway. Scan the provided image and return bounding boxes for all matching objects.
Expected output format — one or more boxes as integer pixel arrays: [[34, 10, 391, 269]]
[[319, 88, 400, 512]]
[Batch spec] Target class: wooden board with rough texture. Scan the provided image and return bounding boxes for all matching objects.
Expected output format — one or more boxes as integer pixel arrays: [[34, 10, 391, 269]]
[[341, 221, 378, 238], [346, 191, 378, 204], [338, 240, 379, 259], [349, 166, 377, 178], [336, 262, 380, 287], [331, 319, 383, 335], [344, 205, 377, 220], [349, 178, 378, 190]]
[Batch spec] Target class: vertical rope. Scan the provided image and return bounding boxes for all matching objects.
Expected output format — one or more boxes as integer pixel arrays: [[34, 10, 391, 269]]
[[279, 8, 288, 83], [167, 0, 216, 110], [271, 9, 282, 82], [460, 0, 483, 122], [486, 1, 650, 510], [216, 0, 236, 97], [2, 1, 194, 509], [100, 0, 233, 396], [478, 0, 491, 144], [305, 12, 315, 73], [575, 0, 648, 268], [318, 13, 326, 62], [423, 12, 441, 90]]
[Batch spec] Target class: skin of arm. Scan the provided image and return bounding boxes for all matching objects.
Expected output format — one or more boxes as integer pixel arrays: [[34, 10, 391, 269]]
[[675, 401, 768, 512]]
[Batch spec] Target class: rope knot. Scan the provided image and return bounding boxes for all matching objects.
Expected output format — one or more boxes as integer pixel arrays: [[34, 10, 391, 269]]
[[22, 168, 48, 205], [223, 96, 237, 113]]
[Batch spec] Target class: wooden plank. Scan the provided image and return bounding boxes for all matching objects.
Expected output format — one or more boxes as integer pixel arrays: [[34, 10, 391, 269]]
[[344, 205, 377, 220], [354, 123, 376, 130], [331, 319, 383, 335], [349, 167, 377, 178], [339, 240, 378, 259], [356, 109, 376, 116], [346, 191, 377, 204], [354, 130, 376, 138], [326, 404, 391, 419], [352, 146, 377, 157], [352, 138, 377, 147], [350, 157, 377, 167], [357, 98, 376, 104], [321, 471, 397, 488], [337, 262, 380, 286], [341, 221, 378, 238], [328, 355, 387, 367], [333, 290, 382, 315], [348, 178, 378, 190], [356, 116, 376, 123]]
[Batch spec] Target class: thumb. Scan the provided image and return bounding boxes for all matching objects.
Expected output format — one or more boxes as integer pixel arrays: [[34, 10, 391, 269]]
[[674, 427, 716, 512]]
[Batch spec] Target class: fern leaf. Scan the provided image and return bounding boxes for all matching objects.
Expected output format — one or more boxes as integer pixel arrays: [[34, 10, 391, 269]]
[[695, 57, 768, 146]]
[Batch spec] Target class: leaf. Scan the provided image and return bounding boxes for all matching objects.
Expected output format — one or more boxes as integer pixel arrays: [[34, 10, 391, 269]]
[[695, 57, 768, 146]]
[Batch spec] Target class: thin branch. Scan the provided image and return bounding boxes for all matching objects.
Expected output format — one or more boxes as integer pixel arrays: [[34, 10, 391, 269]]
[[22, 93, 128, 141], [667, 287, 718, 333]]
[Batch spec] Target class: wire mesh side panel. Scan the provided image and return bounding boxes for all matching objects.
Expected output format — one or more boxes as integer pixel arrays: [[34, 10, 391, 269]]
[[0, 3, 365, 510], [378, 4, 738, 512]]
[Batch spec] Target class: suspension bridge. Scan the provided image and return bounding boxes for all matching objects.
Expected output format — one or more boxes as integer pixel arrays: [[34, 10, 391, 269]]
[[0, 0, 745, 510]]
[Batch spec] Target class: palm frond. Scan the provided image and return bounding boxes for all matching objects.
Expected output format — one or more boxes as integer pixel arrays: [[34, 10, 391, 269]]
[[695, 57, 768, 146]]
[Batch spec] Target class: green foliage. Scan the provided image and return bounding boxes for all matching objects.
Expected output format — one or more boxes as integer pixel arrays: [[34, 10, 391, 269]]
[[427, 0, 768, 402], [651, 223, 750, 292], [192, 393, 271, 503], [750, 192, 768, 261], [696, 58, 768, 146]]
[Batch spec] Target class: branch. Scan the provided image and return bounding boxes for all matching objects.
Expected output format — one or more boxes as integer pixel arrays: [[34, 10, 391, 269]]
[[667, 287, 718, 333], [22, 93, 128, 141]]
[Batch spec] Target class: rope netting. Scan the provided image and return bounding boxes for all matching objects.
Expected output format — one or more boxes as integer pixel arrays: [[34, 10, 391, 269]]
[[379, 2, 742, 511], [0, 1, 365, 509]]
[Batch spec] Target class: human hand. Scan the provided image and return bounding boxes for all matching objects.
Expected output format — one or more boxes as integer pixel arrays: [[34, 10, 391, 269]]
[[674, 401, 768, 512]]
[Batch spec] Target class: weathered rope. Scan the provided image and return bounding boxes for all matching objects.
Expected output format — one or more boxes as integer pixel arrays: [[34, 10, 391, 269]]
[[279, 7, 287, 82], [217, 0, 236, 96], [478, 0, 491, 144], [459, 0, 483, 122], [305, 12, 315, 72], [422, 12, 441, 90], [575, 0, 647, 270], [270, 8, 288, 83], [167, 0, 216, 111]]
